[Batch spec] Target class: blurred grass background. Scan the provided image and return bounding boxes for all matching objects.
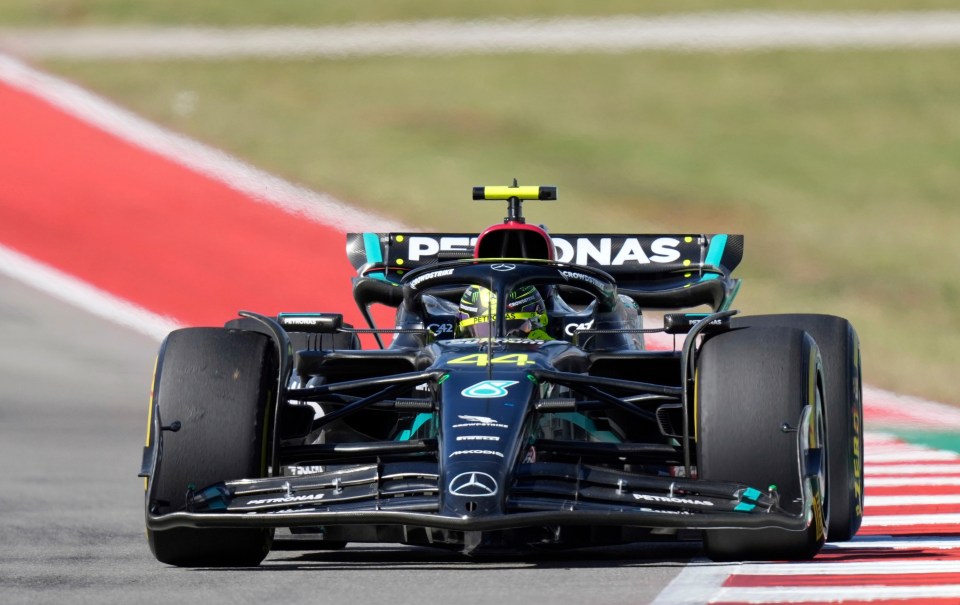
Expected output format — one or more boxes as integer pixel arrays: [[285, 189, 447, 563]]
[[4, 2, 958, 403]]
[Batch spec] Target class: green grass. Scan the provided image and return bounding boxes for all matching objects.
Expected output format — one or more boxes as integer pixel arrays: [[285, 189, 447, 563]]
[[40, 50, 960, 404], [3, 0, 960, 25]]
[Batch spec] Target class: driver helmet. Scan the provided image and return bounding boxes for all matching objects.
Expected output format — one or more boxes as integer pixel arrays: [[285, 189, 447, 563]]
[[457, 285, 548, 338]]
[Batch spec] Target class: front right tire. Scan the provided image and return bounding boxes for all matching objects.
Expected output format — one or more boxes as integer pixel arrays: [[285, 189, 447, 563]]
[[734, 314, 863, 541], [697, 326, 827, 561]]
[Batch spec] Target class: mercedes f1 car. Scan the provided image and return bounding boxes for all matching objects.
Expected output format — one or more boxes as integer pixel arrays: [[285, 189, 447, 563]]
[[141, 185, 864, 566]]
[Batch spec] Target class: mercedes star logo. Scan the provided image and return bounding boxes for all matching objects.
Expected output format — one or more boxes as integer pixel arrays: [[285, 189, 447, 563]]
[[448, 471, 499, 497], [491, 263, 516, 272]]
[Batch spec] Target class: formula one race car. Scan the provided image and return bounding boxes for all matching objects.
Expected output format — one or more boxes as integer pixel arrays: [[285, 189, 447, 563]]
[[141, 184, 864, 566]]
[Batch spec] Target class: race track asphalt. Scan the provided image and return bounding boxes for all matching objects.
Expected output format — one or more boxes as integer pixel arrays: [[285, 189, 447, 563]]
[[0, 272, 693, 605]]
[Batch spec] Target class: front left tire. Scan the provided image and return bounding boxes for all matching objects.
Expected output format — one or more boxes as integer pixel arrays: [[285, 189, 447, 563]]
[[146, 328, 276, 567]]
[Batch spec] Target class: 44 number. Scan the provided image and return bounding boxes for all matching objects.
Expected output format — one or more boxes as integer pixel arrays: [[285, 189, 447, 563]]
[[448, 353, 535, 367]]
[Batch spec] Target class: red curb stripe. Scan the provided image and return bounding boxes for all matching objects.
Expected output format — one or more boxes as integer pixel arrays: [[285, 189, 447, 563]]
[[0, 81, 367, 329], [866, 505, 960, 516]]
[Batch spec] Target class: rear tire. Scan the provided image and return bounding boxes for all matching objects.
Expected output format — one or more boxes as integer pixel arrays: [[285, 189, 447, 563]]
[[146, 328, 275, 567], [697, 326, 827, 561], [733, 314, 863, 541]]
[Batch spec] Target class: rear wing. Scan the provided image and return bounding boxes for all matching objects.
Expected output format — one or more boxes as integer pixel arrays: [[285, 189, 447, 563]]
[[347, 232, 742, 285], [346, 232, 744, 315]]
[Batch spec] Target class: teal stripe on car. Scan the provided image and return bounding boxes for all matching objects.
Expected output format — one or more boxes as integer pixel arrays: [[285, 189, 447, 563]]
[[396, 412, 434, 441], [700, 233, 727, 281], [553, 412, 621, 443], [363, 232, 383, 264]]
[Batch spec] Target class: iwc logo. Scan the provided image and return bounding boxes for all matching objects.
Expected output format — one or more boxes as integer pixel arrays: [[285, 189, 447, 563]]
[[448, 472, 499, 497]]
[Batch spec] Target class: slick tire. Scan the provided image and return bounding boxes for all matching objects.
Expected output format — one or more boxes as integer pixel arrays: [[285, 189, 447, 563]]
[[733, 314, 863, 541], [146, 328, 275, 567], [698, 326, 827, 561]]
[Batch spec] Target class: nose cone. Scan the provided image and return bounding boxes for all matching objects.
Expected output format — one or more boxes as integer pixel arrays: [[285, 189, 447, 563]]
[[438, 372, 534, 517]]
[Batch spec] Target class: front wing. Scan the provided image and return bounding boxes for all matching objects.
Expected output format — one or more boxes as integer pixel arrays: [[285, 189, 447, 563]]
[[146, 461, 813, 534]]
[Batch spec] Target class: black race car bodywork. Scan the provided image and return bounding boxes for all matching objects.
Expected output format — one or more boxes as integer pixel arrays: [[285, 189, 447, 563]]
[[141, 186, 863, 566]]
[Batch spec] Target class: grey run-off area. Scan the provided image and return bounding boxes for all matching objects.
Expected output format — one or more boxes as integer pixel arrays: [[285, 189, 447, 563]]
[[3, 12, 960, 59]]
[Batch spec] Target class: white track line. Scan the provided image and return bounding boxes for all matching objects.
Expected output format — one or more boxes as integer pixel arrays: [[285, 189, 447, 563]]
[[868, 450, 960, 462], [867, 464, 960, 476], [0, 243, 180, 341], [0, 54, 408, 234], [828, 536, 960, 549], [868, 476, 960, 487], [867, 495, 960, 506], [733, 560, 960, 575], [5, 13, 960, 58], [862, 513, 960, 527]]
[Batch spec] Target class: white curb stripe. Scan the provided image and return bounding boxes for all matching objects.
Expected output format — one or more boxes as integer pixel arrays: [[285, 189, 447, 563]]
[[715, 585, 960, 602], [867, 476, 960, 487], [867, 450, 960, 463], [828, 536, 960, 549], [861, 513, 960, 527], [733, 560, 960, 575], [0, 243, 179, 341], [867, 495, 960, 506], [867, 464, 960, 476]]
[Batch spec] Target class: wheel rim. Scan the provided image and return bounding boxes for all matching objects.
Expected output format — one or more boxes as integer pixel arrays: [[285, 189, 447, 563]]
[[800, 381, 828, 542]]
